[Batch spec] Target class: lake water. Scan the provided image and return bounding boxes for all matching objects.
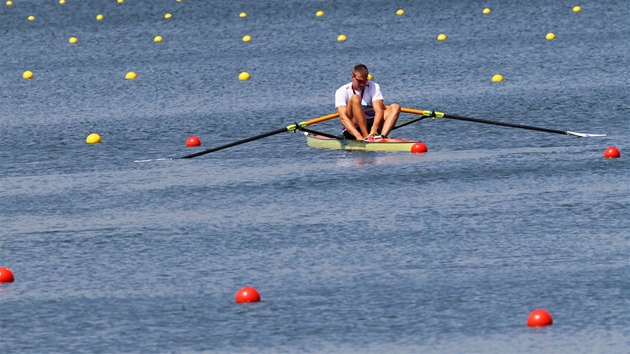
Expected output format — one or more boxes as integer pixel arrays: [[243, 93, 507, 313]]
[[1, 0, 628, 353]]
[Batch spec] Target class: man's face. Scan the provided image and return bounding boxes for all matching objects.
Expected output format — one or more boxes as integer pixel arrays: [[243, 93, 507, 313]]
[[352, 72, 368, 89]]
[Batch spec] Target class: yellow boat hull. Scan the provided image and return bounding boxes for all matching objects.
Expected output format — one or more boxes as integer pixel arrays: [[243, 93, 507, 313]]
[[305, 133, 424, 152]]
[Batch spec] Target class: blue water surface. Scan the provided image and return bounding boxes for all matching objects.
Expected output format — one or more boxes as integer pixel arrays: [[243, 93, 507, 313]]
[[1, 0, 629, 353]]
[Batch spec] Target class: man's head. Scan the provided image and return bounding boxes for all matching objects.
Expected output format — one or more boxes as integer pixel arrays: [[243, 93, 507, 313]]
[[352, 64, 369, 89]]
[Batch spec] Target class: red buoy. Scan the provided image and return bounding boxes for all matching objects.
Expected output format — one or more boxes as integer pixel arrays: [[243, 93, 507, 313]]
[[235, 286, 261, 303], [603, 146, 620, 158], [527, 309, 553, 327], [410, 142, 428, 154], [186, 136, 201, 147], [0, 267, 15, 283]]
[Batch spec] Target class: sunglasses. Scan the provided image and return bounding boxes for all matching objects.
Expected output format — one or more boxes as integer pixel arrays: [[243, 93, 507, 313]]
[[353, 76, 368, 84]]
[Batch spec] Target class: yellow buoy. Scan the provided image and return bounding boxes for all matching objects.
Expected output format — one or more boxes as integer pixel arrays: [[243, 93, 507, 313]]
[[492, 74, 504, 82], [337, 34, 347, 42], [177, 0, 182, 2], [316, 10, 324, 17], [396, 9, 404, 16], [86, 133, 101, 144], [165, 13, 172, 19], [28, 15, 35, 21], [437, 34, 447, 41], [367, 74, 373, 81], [117, 0, 124, 3], [59, 0, 65, 4], [239, 12, 247, 18], [573, 6, 581, 13], [546, 32, 556, 40], [7, 1, 13, 6], [239, 72, 250, 81], [483, 8, 491, 14], [23, 70, 34, 79], [154, 35, 162, 42], [96, 14, 104, 21], [69, 37, 78, 44], [125, 71, 137, 80], [242, 35, 251, 42]]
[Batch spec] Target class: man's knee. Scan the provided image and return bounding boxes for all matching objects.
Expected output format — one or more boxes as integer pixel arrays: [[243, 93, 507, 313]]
[[348, 94, 362, 105], [388, 103, 401, 112]]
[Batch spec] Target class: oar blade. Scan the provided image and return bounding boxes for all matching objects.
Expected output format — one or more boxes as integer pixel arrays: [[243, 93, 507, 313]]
[[566, 131, 607, 138]]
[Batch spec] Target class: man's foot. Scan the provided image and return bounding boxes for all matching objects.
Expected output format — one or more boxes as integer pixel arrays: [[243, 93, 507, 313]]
[[364, 133, 382, 142]]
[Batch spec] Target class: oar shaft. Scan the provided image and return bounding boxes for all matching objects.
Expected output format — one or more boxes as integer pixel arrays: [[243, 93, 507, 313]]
[[298, 126, 341, 139], [180, 112, 340, 159], [181, 127, 287, 159], [392, 116, 428, 130], [400, 107, 567, 135], [443, 113, 567, 135]]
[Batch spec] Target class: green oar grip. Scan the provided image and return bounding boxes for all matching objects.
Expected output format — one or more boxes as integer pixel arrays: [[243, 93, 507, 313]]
[[286, 121, 308, 131], [400, 107, 444, 118]]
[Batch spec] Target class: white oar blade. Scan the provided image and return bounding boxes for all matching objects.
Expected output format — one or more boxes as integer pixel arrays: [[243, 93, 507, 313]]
[[566, 131, 607, 138], [134, 158, 173, 163]]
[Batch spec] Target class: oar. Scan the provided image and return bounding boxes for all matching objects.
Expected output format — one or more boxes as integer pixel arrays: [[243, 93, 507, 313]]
[[391, 115, 429, 131], [400, 108, 606, 138], [180, 112, 339, 158], [299, 110, 430, 138], [297, 126, 342, 139]]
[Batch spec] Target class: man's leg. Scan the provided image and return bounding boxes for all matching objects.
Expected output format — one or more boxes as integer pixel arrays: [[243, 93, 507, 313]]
[[347, 94, 369, 138], [380, 103, 401, 137]]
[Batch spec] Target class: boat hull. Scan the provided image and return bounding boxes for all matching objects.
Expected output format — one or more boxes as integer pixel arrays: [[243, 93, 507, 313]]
[[305, 133, 423, 152]]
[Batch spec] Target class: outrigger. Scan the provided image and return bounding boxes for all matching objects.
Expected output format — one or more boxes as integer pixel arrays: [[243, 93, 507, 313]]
[[178, 108, 605, 159]]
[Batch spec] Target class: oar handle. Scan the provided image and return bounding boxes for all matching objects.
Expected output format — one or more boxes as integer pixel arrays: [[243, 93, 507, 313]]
[[400, 107, 441, 117], [303, 112, 340, 126]]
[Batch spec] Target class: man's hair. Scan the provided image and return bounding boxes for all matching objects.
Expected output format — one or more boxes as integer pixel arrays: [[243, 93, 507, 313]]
[[353, 64, 369, 78]]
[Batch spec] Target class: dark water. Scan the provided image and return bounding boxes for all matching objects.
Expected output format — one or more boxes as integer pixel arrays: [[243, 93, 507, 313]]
[[1, 0, 628, 353]]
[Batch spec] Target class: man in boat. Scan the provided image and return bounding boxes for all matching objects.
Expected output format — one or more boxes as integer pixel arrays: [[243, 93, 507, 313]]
[[335, 64, 401, 141]]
